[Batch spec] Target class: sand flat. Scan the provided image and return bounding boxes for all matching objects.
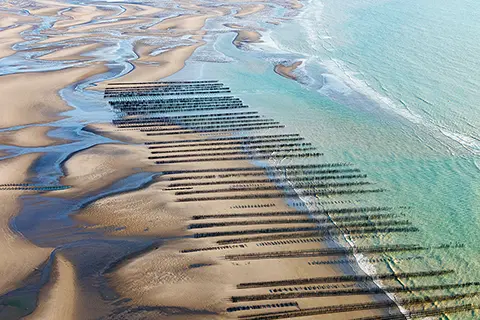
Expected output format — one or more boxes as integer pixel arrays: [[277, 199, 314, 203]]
[[234, 4, 266, 18], [74, 122, 390, 318], [76, 161, 275, 237], [0, 64, 107, 129], [233, 30, 262, 47], [90, 11, 225, 90], [225, 23, 263, 47], [0, 153, 52, 295], [59, 143, 160, 198], [30, 4, 68, 17], [77, 186, 180, 236], [0, 16, 20, 28], [84, 122, 152, 143], [36, 33, 92, 45], [54, 6, 109, 29], [289, 0, 304, 9], [25, 254, 77, 320], [97, 42, 204, 88], [0, 126, 67, 147], [74, 126, 273, 237], [120, 3, 166, 18], [109, 240, 388, 318], [151, 14, 214, 31], [0, 24, 32, 59], [69, 17, 153, 33], [275, 60, 303, 80]]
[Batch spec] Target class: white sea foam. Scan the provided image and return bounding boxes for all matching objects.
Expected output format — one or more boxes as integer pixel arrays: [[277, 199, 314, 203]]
[[233, 0, 480, 158], [208, 1, 480, 319], [321, 59, 424, 124], [318, 73, 353, 96], [474, 160, 480, 172], [439, 129, 480, 155], [290, 58, 316, 86], [315, 59, 480, 155], [300, 0, 480, 156], [261, 4, 413, 318], [253, 29, 282, 52]]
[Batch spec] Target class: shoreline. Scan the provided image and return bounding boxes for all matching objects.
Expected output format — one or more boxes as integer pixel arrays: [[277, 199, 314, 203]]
[[225, 23, 263, 48], [73, 81, 402, 319]]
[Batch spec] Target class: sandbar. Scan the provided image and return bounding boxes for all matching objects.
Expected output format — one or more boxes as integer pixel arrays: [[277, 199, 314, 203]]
[[234, 4, 265, 18], [233, 30, 262, 47], [275, 60, 303, 80], [0, 126, 67, 148], [0, 64, 107, 129], [96, 43, 204, 89]]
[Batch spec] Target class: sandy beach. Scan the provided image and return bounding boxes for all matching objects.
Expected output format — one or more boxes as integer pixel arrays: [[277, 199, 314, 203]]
[[275, 61, 303, 81]]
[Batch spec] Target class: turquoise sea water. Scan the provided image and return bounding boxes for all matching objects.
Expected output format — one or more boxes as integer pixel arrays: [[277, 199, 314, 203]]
[[1, 0, 478, 317], [170, 0, 480, 317]]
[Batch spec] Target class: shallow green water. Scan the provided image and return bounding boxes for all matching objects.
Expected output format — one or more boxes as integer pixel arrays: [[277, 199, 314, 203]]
[[171, 0, 480, 316]]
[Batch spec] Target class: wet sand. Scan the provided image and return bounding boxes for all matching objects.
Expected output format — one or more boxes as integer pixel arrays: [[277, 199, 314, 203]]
[[60, 143, 158, 198], [92, 9, 228, 88], [0, 126, 67, 148], [0, 153, 52, 295], [275, 61, 303, 80], [0, 25, 33, 59], [225, 23, 263, 48], [102, 43, 206, 86], [25, 254, 77, 320], [151, 14, 217, 32], [39, 43, 102, 61], [234, 4, 266, 18], [53, 6, 110, 29], [0, 65, 107, 129], [71, 107, 399, 319], [233, 30, 262, 47]]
